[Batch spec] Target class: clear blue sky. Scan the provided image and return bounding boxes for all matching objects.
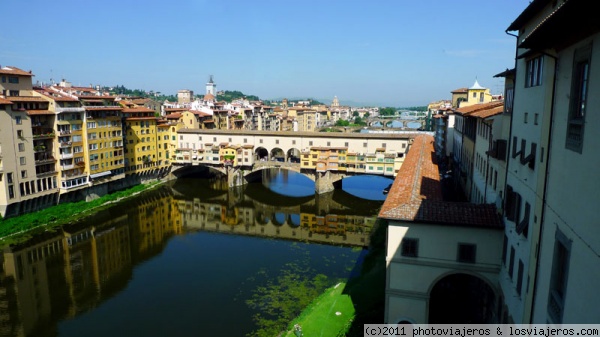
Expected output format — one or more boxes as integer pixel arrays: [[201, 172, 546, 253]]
[[1, 0, 531, 107]]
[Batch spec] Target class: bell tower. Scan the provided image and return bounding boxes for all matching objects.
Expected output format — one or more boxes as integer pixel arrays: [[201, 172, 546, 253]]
[[206, 75, 216, 96]]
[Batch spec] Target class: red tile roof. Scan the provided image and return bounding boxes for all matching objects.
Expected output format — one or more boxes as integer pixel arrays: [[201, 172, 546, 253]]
[[470, 105, 504, 119], [122, 107, 156, 113], [0, 97, 13, 104], [165, 112, 182, 119], [0, 66, 33, 76], [378, 135, 502, 229], [6, 96, 47, 103], [455, 101, 504, 116], [451, 87, 468, 93]]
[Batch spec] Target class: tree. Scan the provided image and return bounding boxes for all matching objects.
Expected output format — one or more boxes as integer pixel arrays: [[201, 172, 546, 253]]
[[379, 107, 396, 116]]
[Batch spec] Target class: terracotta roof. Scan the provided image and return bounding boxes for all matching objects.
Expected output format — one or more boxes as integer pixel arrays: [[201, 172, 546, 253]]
[[167, 113, 183, 119], [455, 101, 504, 116], [165, 108, 187, 112], [6, 96, 47, 103], [189, 110, 210, 117], [470, 105, 504, 119], [122, 107, 155, 113], [0, 66, 33, 76], [126, 116, 158, 121], [84, 106, 123, 111], [204, 93, 215, 101], [378, 134, 502, 229], [165, 112, 182, 119], [451, 87, 468, 93], [0, 97, 13, 104]]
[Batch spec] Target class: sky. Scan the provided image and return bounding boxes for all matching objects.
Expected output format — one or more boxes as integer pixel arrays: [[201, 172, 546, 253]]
[[1, 0, 532, 107]]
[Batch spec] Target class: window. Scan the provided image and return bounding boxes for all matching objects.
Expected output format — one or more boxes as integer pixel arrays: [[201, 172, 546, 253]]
[[309, 141, 313, 146], [509, 247, 516, 278], [15, 116, 22, 124], [516, 260, 524, 296], [502, 235, 508, 266], [8, 185, 14, 199], [566, 45, 591, 153], [8, 76, 19, 84], [19, 157, 26, 165], [547, 229, 571, 323], [18, 143, 25, 152], [457, 243, 476, 263], [21, 170, 27, 178], [401, 238, 418, 257], [526, 55, 543, 87], [17, 130, 24, 139]]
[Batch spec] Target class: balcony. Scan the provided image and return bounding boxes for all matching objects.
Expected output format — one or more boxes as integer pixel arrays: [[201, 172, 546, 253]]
[[60, 141, 73, 148], [37, 169, 57, 177], [35, 152, 56, 165], [59, 130, 72, 136], [32, 132, 56, 140], [60, 152, 74, 159]]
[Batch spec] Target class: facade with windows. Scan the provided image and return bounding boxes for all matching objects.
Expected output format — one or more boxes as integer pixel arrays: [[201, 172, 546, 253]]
[[0, 66, 60, 217], [507, 0, 600, 324]]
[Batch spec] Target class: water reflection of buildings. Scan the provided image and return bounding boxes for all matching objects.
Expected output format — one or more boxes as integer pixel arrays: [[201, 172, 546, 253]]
[[0, 213, 131, 337], [177, 196, 376, 247], [0, 187, 182, 336]]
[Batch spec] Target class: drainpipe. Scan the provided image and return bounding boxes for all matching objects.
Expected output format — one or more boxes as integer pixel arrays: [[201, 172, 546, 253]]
[[529, 50, 558, 323], [500, 29, 519, 323]]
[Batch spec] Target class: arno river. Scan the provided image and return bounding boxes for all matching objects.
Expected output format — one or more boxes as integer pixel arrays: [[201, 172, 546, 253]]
[[0, 170, 392, 337]]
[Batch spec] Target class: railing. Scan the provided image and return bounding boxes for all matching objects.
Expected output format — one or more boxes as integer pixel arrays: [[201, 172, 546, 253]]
[[37, 170, 57, 177]]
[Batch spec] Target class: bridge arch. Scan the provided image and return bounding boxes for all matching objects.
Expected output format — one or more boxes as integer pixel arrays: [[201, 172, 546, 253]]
[[255, 147, 268, 161], [270, 147, 285, 161], [287, 147, 301, 163], [170, 163, 227, 178]]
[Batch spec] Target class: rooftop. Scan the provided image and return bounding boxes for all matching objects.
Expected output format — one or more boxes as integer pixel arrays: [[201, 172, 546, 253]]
[[378, 134, 502, 229]]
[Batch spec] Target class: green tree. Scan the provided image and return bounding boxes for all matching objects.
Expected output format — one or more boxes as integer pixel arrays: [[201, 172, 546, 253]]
[[379, 107, 396, 116]]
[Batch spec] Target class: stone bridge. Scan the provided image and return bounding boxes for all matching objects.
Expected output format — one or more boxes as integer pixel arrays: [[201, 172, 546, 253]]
[[171, 129, 424, 194]]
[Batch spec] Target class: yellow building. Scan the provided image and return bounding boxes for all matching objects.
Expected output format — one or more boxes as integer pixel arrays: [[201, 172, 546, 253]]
[[121, 103, 167, 174], [79, 96, 125, 183]]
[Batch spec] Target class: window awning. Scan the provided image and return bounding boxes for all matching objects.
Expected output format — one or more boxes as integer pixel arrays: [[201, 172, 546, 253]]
[[90, 171, 111, 179]]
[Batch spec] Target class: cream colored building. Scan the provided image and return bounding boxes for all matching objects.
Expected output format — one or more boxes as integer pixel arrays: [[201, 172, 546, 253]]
[[0, 66, 60, 217], [381, 135, 503, 324], [504, 0, 600, 324]]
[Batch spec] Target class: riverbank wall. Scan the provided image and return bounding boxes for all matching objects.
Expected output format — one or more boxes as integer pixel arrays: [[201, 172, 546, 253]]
[[2, 170, 174, 219]]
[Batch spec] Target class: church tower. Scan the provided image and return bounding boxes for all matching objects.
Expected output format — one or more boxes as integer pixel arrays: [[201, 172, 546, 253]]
[[206, 75, 216, 96], [332, 96, 340, 108]]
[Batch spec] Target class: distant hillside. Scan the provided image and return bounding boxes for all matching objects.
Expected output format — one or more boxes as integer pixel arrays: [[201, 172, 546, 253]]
[[215, 90, 260, 102]]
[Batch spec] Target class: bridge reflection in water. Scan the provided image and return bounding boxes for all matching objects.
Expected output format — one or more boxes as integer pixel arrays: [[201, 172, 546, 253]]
[[171, 174, 381, 247]]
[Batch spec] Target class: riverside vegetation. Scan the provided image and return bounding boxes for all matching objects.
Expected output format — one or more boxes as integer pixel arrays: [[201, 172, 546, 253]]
[[0, 181, 161, 246]]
